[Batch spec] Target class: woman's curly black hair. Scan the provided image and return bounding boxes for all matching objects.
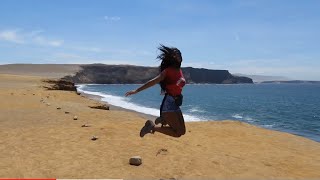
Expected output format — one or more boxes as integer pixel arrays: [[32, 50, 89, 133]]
[[157, 44, 182, 93]]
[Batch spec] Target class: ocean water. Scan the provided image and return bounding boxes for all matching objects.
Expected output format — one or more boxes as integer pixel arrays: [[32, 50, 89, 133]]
[[77, 83, 320, 142]]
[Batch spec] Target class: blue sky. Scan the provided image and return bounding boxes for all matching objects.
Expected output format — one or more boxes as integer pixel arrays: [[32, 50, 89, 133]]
[[0, 0, 319, 80]]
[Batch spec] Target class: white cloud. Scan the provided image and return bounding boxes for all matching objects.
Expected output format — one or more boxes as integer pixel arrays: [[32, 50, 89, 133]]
[[0, 30, 24, 44], [28, 30, 45, 37], [72, 46, 102, 52], [33, 36, 64, 47], [54, 53, 85, 59], [0, 29, 63, 47], [48, 53, 135, 65], [104, 16, 120, 21]]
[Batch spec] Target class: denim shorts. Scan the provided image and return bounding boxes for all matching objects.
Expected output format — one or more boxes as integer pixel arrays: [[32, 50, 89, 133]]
[[160, 94, 181, 113]]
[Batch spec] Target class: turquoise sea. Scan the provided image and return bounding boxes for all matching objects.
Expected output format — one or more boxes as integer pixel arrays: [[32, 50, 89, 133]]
[[77, 83, 320, 142]]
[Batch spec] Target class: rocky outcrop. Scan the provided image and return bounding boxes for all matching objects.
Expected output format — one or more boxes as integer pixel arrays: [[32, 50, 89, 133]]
[[62, 64, 253, 84], [182, 67, 252, 84], [89, 104, 110, 110], [43, 79, 77, 91], [63, 64, 158, 84]]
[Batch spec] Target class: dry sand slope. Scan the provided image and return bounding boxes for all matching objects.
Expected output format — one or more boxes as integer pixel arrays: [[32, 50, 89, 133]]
[[0, 64, 81, 78], [0, 73, 320, 179]]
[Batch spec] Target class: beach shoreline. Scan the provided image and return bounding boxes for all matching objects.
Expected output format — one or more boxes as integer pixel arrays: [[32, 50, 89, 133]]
[[77, 87, 158, 122], [0, 73, 320, 179], [76, 83, 320, 143]]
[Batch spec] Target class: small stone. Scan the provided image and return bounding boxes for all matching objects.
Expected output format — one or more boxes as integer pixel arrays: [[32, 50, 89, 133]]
[[77, 92, 81, 95], [89, 104, 110, 110], [33, 93, 35, 95], [129, 156, 142, 166], [81, 124, 90, 127], [46, 103, 50, 106], [91, 136, 98, 141], [65, 111, 70, 114], [73, 116, 78, 120], [156, 148, 168, 156], [57, 107, 61, 110]]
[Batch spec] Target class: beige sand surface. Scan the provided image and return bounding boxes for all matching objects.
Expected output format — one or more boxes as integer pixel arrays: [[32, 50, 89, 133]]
[[0, 64, 81, 78], [0, 74, 320, 179]]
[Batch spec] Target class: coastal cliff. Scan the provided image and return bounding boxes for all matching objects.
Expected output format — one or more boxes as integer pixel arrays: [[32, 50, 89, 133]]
[[63, 64, 253, 84]]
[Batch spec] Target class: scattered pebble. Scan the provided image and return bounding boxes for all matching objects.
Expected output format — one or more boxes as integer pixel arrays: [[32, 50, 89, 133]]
[[81, 124, 90, 127], [156, 148, 168, 156], [65, 111, 70, 114], [129, 156, 142, 166], [73, 116, 78, 120], [33, 93, 35, 95], [91, 136, 98, 141], [57, 107, 61, 110]]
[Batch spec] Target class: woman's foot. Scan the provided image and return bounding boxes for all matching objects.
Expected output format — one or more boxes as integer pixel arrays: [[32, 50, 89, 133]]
[[140, 120, 155, 137]]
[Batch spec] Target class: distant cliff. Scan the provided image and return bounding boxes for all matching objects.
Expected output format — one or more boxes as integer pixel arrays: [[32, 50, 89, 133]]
[[62, 64, 253, 84]]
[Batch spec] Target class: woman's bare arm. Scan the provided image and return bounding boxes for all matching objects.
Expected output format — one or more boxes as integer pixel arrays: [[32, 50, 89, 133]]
[[125, 72, 165, 96]]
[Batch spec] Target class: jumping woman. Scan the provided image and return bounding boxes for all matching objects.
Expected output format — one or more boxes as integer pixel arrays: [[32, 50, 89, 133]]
[[125, 45, 186, 138]]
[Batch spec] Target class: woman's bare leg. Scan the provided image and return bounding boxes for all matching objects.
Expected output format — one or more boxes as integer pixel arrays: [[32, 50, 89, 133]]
[[153, 110, 186, 137]]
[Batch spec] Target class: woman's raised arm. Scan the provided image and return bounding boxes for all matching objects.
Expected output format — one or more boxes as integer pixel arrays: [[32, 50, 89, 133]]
[[125, 71, 165, 97]]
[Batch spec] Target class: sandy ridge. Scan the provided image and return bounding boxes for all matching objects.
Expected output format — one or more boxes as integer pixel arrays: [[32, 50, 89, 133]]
[[0, 74, 319, 179]]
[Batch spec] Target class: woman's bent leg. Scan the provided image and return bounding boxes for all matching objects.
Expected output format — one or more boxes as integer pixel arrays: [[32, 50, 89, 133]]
[[153, 110, 186, 137]]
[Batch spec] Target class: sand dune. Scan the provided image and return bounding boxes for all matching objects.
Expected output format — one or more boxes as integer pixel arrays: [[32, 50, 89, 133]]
[[0, 64, 81, 78], [0, 73, 320, 179]]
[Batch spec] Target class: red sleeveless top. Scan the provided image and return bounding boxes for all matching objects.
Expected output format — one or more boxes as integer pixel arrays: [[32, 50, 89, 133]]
[[163, 67, 186, 96]]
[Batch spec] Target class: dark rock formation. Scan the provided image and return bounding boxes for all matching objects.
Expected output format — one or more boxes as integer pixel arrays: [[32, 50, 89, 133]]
[[89, 104, 110, 110], [43, 79, 77, 91], [182, 67, 252, 84], [62, 64, 253, 84]]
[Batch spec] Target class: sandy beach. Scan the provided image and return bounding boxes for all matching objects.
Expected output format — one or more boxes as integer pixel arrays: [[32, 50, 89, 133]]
[[0, 72, 320, 179]]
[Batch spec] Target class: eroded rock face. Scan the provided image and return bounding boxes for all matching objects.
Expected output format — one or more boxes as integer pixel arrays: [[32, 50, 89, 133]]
[[62, 64, 253, 84], [43, 79, 77, 91]]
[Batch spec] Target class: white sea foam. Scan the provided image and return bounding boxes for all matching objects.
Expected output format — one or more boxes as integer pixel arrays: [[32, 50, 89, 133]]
[[244, 117, 255, 122], [189, 106, 206, 113], [262, 124, 275, 128], [231, 114, 256, 123], [76, 85, 201, 121], [232, 114, 243, 119]]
